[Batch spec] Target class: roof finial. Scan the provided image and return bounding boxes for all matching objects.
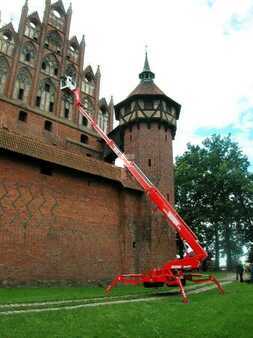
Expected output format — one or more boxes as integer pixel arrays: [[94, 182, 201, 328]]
[[139, 46, 155, 82], [67, 1, 72, 13], [95, 65, 101, 78]]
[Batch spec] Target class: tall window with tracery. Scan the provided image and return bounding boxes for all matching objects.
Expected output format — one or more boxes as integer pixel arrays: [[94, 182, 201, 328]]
[[98, 110, 109, 134], [20, 42, 36, 64], [61, 93, 73, 120], [36, 79, 56, 113], [0, 56, 9, 95], [65, 64, 77, 82], [45, 31, 62, 53], [25, 21, 40, 41], [81, 74, 95, 96], [13, 68, 32, 103], [79, 96, 94, 127], [68, 43, 79, 63], [49, 8, 65, 30], [41, 54, 59, 77], [0, 30, 15, 56]]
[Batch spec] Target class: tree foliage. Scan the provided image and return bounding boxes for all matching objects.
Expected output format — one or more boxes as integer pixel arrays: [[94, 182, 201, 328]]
[[175, 134, 253, 270]]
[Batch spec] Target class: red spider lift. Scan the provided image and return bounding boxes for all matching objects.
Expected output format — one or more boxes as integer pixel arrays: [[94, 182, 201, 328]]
[[61, 76, 224, 303]]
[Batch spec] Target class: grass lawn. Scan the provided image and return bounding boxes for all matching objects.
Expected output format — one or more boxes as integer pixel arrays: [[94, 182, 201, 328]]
[[0, 271, 233, 305], [0, 282, 252, 338]]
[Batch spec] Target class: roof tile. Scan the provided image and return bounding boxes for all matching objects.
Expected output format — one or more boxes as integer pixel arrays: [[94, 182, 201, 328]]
[[0, 129, 142, 191]]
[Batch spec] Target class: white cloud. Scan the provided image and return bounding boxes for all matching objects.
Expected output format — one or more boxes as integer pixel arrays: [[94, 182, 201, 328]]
[[1, 0, 253, 169]]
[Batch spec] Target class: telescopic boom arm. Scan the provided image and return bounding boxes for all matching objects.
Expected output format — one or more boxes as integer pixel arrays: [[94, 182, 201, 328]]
[[60, 76, 224, 303]]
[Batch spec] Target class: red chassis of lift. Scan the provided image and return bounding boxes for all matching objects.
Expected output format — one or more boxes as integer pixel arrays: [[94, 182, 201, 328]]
[[104, 187, 224, 303], [106, 263, 224, 304], [60, 77, 225, 303]]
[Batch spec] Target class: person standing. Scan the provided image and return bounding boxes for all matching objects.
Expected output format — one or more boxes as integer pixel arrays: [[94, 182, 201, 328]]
[[236, 262, 244, 282], [250, 263, 253, 283]]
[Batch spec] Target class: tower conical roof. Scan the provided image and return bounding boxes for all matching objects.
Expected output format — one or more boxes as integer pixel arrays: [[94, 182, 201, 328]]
[[114, 52, 181, 122], [128, 81, 165, 97], [128, 52, 164, 97]]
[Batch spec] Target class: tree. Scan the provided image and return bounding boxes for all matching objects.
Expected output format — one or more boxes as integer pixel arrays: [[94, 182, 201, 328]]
[[175, 134, 253, 270], [248, 246, 253, 263]]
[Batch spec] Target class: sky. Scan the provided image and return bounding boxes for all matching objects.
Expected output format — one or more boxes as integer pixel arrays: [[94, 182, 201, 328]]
[[1, 0, 253, 170]]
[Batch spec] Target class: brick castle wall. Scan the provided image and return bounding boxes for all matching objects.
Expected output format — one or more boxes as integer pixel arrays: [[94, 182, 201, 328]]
[[0, 1, 177, 285], [0, 151, 176, 284], [0, 152, 141, 284]]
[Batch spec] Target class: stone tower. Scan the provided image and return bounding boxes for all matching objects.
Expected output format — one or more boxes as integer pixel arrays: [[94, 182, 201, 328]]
[[114, 52, 181, 203], [114, 53, 181, 270]]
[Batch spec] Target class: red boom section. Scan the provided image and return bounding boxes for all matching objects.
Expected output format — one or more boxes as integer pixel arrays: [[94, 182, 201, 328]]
[[70, 88, 224, 303], [74, 89, 207, 266]]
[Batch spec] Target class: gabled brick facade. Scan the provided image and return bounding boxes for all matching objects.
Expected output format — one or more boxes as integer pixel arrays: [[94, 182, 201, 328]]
[[0, 1, 179, 285]]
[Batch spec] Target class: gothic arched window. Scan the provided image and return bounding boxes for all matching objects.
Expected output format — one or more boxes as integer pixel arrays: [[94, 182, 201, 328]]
[[49, 7, 65, 30], [61, 93, 73, 120], [81, 73, 95, 96], [20, 42, 36, 64], [68, 39, 79, 63], [41, 54, 59, 77], [25, 19, 40, 41], [79, 95, 94, 127], [13, 68, 32, 103], [65, 64, 77, 82], [0, 30, 15, 56], [98, 110, 109, 134], [36, 79, 56, 113], [0, 56, 9, 95], [45, 31, 62, 53]]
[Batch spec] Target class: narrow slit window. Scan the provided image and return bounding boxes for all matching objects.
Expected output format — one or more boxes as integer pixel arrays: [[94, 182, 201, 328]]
[[18, 111, 27, 122], [18, 88, 24, 100], [40, 164, 53, 176], [45, 83, 50, 92], [80, 134, 88, 144], [49, 102, 54, 112], [25, 53, 31, 62], [148, 159, 151, 167], [64, 108, 69, 119], [44, 120, 52, 132], [36, 96, 41, 107], [82, 116, 88, 126]]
